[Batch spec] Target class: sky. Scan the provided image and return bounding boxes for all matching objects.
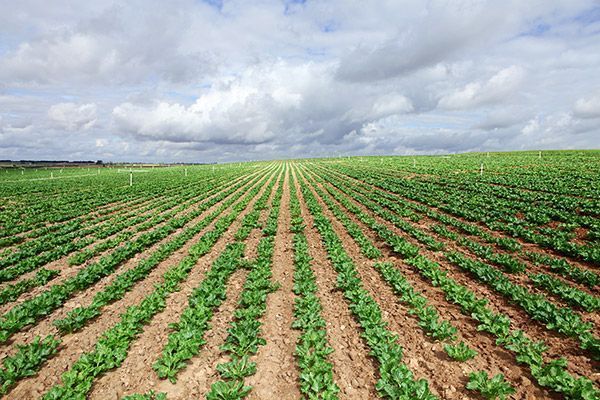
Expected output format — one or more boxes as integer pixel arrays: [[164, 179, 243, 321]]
[[0, 0, 599, 163]]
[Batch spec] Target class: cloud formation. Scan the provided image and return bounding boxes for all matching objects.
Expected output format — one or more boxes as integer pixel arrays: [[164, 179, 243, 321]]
[[573, 94, 600, 118], [0, 0, 599, 162], [48, 102, 97, 131], [438, 66, 525, 110]]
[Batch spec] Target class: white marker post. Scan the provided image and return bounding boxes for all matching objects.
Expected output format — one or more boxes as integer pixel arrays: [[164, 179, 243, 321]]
[[539, 150, 542, 159], [129, 170, 133, 186], [487, 152, 490, 157], [480, 163, 484, 176], [51, 171, 54, 179], [185, 168, 188, 177], [413, 158, 416, 168]]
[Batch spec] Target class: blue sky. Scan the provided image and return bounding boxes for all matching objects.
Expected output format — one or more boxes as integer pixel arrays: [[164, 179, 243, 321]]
[[1, 0, 599, 162]]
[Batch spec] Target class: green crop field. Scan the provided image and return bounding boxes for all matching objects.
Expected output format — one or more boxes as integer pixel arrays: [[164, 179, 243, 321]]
[[0, 150, 598, 399]]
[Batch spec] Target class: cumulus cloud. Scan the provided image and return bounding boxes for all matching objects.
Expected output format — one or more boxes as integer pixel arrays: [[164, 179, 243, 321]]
[[112, 62, 312, 145], [335, 1, 549, 82], [438, 66, 525, 110], [0, 0, 599, 162], [48, 103, 97, 130], [0, 3, 211, 85], [473, 107, 530, 130], [112, 61, 415, 147], [573, 94, 600, 118]]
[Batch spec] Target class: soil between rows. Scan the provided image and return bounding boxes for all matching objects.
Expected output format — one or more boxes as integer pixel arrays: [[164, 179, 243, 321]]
[[4, 169, 274, 399], [306, 166, 599, 385]]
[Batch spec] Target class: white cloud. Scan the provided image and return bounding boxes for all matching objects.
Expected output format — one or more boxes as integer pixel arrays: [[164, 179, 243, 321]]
[[573, 94, 600, 118], [438, 65, 525, 110], [112, 62, 316, 145], [1, 1, 599, 161], [48, 102, 97, 131]]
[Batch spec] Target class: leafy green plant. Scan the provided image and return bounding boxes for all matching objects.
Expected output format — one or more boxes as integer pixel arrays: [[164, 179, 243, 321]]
[[206, 380, 252, 400], [466, 371, 515, 400], [444, 341, 477, 361], [0, 335, 60, 395], [122, 390, 166, 400]]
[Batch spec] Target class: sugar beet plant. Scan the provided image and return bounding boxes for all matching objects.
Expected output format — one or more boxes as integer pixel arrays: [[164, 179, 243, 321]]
[[41, 168, 275, 399], [313, 165, 599, 400], [297, 167, 437, 400], [206, 171, 284, 399], [153, 169, 282, 385], [288, 173, 339, 399]]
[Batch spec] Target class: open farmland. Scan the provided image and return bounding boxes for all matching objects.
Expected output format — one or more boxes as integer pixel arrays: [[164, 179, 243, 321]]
[[0, 151, 598, 400]]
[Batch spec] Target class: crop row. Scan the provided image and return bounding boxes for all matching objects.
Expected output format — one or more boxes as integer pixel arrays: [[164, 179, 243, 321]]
[[306, 165, 599, 399], [40, 167, 277, 399], [0, 167, 271, 343], [296, 166, 438, 400]]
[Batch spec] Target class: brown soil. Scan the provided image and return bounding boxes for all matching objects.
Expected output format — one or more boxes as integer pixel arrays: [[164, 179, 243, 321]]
[[4, 170, 273, 399], [87, 170, 278, 399], [246, 168, 301, 399], [301, 167, 557, 399], [292, 166, 380, 399], [307, 167, 599, 384], [4, 162, 598, 400], [321, 165, 599, 272], [322, 165, 600, 285]]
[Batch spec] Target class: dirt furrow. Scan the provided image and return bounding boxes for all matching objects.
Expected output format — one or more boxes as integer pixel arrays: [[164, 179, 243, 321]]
[[85, 170, 277, 399], [6, 172, 267, 399], [301, 167, 555, 399], [321, 165, 599, 274], [310, 169, 600, 384], [0, 170, 266, 357], [0, 174, 247, 299], [246, 168, 301, 399], [293, 167, 379, 399]]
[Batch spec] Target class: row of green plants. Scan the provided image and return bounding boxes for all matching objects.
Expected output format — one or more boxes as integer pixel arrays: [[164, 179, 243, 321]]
[[0, 335, 60, 395], [0, 179, 154, 244], [0, 169, 271, 343], [40, 168, 275, 399], [308, 177, 381, 260], [288, 173, 340, 399], [318, 165, 600, 324], [526, 252, 599, 289], [0, 268, 59, 306], [447, 252, 600, 360], [153, 169, 281, 383], [317, 164, 523, 253], [52, 170, 270, 334], [316, 166, 600, 359], [355, 153, 598, 209], [446, 228, 600, 312], [302, 171, 481, 356], [0, 181, 215, 282], [311, 167, 599, 400], [66, 191, 201, 264], [0, 173, 251, 312], [206, 170, 285, 398], [327, 163, 599, 264], [303, 169, 519, 399], [361, 157, 597, 234], [0, 164, 233, 242], [528, 273, 600, 312], [0, 176, 215, 271], [297, 168, 438, 400], [207, 237, 277, 399]]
